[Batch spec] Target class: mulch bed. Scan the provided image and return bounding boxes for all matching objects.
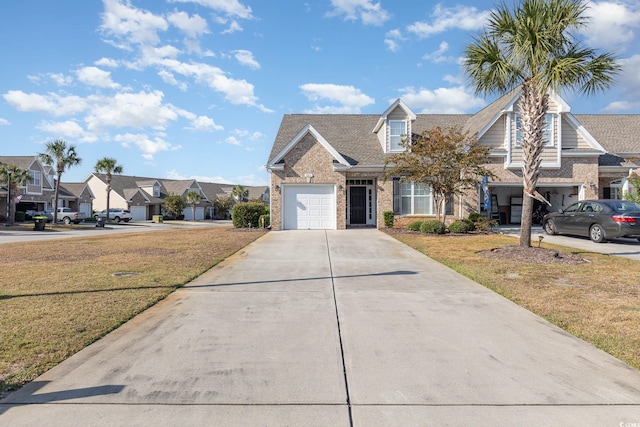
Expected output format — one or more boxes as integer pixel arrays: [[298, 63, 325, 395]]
[[478, 245, 588, 265]]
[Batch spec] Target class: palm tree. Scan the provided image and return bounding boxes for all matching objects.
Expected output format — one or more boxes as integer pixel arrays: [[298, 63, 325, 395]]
[[463, 0, 620, 247], [38, 139, 82, 224], [185, 189, 202, 221], [231, 185, 248, 202], [0, 164, 31, 226], [95, 157, 123, 222]]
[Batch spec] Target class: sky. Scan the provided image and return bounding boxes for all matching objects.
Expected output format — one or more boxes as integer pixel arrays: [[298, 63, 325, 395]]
[[1, 0, 639, 185]]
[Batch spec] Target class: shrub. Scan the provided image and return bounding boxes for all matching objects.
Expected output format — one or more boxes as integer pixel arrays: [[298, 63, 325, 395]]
[[420, 219, 446, 234], [15, 211, 26, 222], [468, 211, 482, 223], [383, 211, 395, 228], [407, 220, 424, 231], [448, 219, 473, 234], [232, 202, 268, 228], [259, 214, 270, 228]]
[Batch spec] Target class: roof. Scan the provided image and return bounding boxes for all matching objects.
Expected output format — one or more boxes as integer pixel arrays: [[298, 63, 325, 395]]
[[269, 93, 640, 168], [0, 156, 38, 170]]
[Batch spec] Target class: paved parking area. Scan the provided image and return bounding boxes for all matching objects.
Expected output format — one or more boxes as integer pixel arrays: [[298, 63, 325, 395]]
[[2, 230, 639, 426]]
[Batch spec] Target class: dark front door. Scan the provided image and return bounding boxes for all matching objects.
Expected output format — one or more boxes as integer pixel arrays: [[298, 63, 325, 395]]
[[350, 186, 366, 225]]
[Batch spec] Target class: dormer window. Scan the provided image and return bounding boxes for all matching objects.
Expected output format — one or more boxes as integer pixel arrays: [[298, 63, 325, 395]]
[[515, 113, 554, 147], [153, 184, 160, 197], [389, 120, 408, 151], [30, 170, 41, 186]]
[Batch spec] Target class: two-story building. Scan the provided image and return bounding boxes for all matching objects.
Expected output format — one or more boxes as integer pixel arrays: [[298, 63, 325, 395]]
[[266, 90, 640, 230]]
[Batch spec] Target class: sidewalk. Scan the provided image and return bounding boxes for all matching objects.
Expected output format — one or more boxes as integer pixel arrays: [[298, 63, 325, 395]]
[[1, 230, 640, 426]]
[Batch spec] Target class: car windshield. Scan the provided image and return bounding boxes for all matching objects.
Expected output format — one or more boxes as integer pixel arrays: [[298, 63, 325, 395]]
[[605, 201, 640, 212]]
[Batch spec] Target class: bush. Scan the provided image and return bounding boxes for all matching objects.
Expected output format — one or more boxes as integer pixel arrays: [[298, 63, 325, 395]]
[[259, 214, 270, 228], [232, 202, 268, 228], [383, 211, 395, 228], [420, 219, 446, 234], [15, 211, 26, 222], [468, 211, 482, 223], [407, 220, 424, 231], [448, 219, 473, 234]]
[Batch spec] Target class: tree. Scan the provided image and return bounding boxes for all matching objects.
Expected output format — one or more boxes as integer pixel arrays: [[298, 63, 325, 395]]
[[185, 189, 202, 221], [163, 193, 187, 219], [623, 172, 640, 204], [39, 139, 82, 223], [383, 126, 495, 224], [94, 157, 123, 222], [213, 195, 234, 219], [0, 163, 31, 226], [463, 0, 620, 247], [231, 185, 248, 202]]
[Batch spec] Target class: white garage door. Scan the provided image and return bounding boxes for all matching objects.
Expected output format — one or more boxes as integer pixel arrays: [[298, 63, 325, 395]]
[[130, 206, 146, 220], [183, 207, 205, 220], [79, 203, 92, 219], [283, 185, 335, 230]]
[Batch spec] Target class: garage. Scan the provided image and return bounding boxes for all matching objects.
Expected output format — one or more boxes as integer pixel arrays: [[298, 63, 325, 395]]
[[183, 207, 205, 221], [130, 206, 147, 221], [283, 185, 335, 230]]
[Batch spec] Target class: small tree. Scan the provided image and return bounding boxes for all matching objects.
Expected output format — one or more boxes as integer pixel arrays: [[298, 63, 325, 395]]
[[39, 139, 82, 223], [384, 126, 496, 223], [213, 195, 234, 219], [623, 173, 640, 203], [185, 189, 202, 221], [163, 193, 187, 219], [231, 185, 249, 202], [0, 164, 31, 226], [95, 157, 123, 222]]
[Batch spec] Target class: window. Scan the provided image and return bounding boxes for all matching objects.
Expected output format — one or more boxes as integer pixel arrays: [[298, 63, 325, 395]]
[[153, 185, 160, 197], [515, 113, 554, 147], [389, 120, 407, 151], [30, 170, 41, 186], [400, 181, 432, 215]]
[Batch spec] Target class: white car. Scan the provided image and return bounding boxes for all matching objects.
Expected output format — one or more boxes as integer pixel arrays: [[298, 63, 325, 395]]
[[94, 208, 133, 223]]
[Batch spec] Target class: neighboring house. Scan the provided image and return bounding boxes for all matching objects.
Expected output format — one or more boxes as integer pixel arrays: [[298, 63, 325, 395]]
[[1, 156, 55, 215], [58, 182, 95, 218], [266, 92, 640, 230]]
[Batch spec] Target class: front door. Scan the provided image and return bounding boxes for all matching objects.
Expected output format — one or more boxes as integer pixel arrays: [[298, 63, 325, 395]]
[[350, 186, 366, 225]]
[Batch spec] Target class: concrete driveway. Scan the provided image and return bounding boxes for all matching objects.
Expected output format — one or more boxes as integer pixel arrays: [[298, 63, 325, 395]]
[[2, 230, 640, 426]]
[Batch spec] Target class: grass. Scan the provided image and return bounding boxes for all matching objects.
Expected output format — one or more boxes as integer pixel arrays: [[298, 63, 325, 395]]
[[0, 226, 266, 393], [388, 232, 640, 370]]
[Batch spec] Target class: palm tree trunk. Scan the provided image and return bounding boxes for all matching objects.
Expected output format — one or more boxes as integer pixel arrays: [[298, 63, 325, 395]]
[[53, 171, 62, 223], [519, 82, 548, 247]]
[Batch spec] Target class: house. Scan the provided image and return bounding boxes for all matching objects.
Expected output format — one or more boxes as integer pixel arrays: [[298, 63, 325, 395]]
[[266, 92, 640, 230], [1, 156, 94, 217]]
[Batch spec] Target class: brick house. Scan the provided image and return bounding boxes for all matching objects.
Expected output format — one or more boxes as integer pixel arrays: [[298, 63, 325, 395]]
[[266, 91, 640, 230]]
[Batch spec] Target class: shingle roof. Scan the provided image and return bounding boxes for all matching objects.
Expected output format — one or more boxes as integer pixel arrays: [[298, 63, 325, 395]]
[[269, 94, 640, 168]]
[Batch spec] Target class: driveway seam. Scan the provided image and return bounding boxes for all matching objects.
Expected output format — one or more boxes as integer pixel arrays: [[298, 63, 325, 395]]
[[325, 231, 353, 427]]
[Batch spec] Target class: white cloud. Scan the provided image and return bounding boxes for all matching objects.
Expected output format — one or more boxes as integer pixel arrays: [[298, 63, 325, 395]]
[[76, 66, 120, 89], [397, 86, 485, 114], [327, 0, 391, 26], [582, 1, 640, 49], [385, 29, 404, 52], [0, 118, 9, 126], [95, 57, 119, 68], [158, 70, 188, 90], [48, 73, 74, 86], [115, 132, 180, 160], [225, 136, 241, 145], [188, 115, 224, 131], [603, 54, 640, 112], [407, 4, 490, 38], [84, 90, 179, 132], [166, 169, 235, 184], [167, 10, 209, 38], [166, 0, 253, 19], [36, 120, 97, 143], [422, 41, 456, 64], [221, 20, 243, 34], [100, 0, 168, 47], [300, 83, 375, 113], [3, 91, 88, 116], [232, 50, 260, 69]]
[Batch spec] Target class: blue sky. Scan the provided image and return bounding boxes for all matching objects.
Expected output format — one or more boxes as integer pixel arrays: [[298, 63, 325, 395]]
[[1, 0, 639, 185]]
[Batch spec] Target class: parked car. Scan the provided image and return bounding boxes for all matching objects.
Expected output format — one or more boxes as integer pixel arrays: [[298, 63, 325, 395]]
[[94, 208, 132, 223], [55, 207, 87, 225], [543, 199, 640, 243]]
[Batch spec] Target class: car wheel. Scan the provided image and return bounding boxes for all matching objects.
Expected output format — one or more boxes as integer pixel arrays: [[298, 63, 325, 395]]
[[544, 219, 557, 235], [589, 224, 606, 243], [124, 219, 130, 222], [63, 217, 71, 225], [114, 216, 121, 223]]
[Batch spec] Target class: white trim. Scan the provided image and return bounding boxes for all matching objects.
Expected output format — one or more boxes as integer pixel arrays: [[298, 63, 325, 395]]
[[562, 113, 606, 153], [267, 124, 351, 170], [373, 98, 416, 133]]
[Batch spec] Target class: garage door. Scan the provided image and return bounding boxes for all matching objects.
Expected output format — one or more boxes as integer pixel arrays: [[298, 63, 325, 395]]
[[183, 207, 205, 221], [130, 206, 146, 220], [283, 185, 335, 230]]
